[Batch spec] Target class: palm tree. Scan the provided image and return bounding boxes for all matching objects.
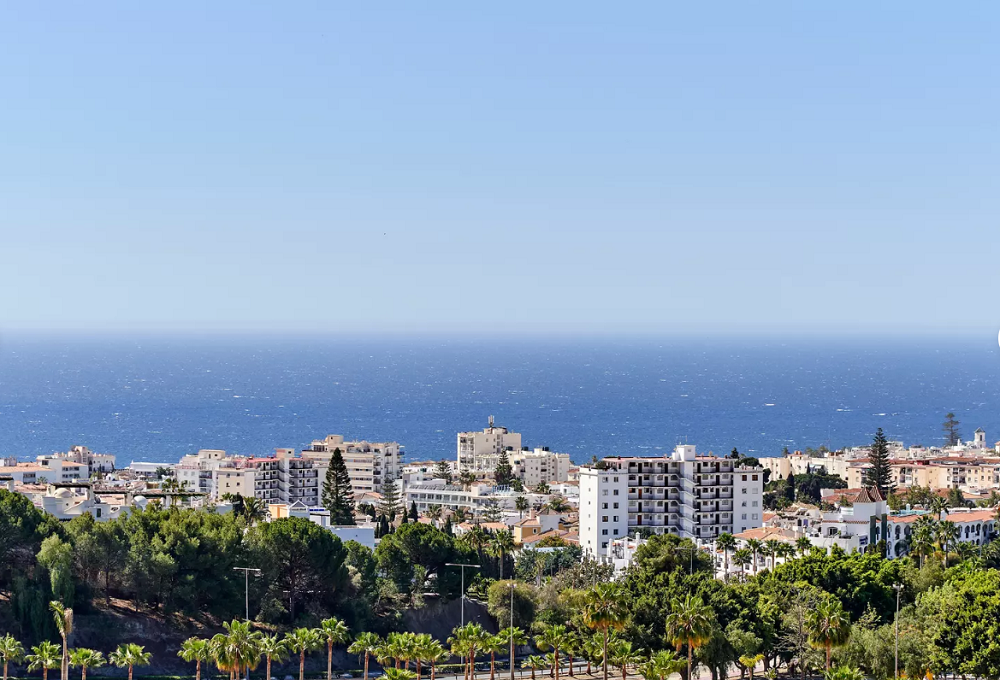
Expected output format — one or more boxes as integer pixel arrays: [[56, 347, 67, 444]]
[[448, 623, 487, 680], [583, 583, 627, 680], [716, 533, 736, 581], [415, 637, 447, 680], [426, 505, 444, 522], [258, 635, 289, 680], [482, 635, 504, 680], [763, 540, 782, 571], [911, 517, 937, 567], [936, 520, 959, 568], [242, 497, 268, 526], [535, 625, 570, 680], [638, 650, 685, 680], [69, 650, 105, 680], [739, 654, 764, 680], [807, 597, 851, 670], [108, 644, 151, 680], [582, 637, 604, 676], [609, 641, 644, 680], [490, 531, 516, 580], [524, 656, 547, 680], [546, 496, 571, 513], [664, 595, 713, 680], [796, 536, 812, 556], [319, 617, 351, 680], [217, 619, 262, 680], [179, 639, 211, 680], [349, 633, 383, 680], [745, 539, 763, 574], [285, 628, 323, 680], [515, 496, 529, 518], [27, 642, 61, 680], [50, 601, 73, 680], [0, 634, 24, 680], [732, 549, 752, 579]]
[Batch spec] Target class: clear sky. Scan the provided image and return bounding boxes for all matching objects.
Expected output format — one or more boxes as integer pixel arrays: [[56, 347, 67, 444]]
[[2, 3, 998, 335]]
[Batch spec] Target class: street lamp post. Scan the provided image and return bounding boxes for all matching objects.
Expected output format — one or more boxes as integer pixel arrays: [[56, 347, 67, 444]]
[[446, 563, 481, 626], [894, 582, 904, 680], [233, 567, 261, 621]]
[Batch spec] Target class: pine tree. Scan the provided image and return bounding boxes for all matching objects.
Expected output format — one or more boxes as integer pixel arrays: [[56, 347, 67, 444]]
[[408, 501, 418, 521], [943, 412, 961, 447], [378, 478, 402, 520], [494, 450, 514, 486], [864, 427, 895, 495], [443, 516, 453, 535], [433, 459, 453, 484], [321, 448, 356, 525]]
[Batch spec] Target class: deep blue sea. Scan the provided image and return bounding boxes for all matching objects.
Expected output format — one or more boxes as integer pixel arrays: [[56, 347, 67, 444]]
[[1, 334, 999, 465]]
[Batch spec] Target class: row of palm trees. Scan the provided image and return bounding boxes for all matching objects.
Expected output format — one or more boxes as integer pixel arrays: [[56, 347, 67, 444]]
[[0, 633, 150, 680], [715, 534, 812, 579]]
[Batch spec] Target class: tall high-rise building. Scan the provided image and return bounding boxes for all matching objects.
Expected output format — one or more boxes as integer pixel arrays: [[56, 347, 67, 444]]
[[579, 444, 764, 560], [302, 435, 403, 495]]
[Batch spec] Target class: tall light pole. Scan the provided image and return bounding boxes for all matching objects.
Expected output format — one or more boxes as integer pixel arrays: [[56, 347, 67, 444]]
[[233, 567, 261, 621], [894, 582, 903, 680], [446, 562, 481, 626]]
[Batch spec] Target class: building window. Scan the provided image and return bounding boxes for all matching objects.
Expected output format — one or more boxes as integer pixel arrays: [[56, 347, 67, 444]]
[[613, 502, 619, 509], [602, 516, 608, 522], [741, 487, 747, 494], [752, 513, 758, 520], [613, 489, 619, 495], [613, 516, 619, 522], [602, 529, 608, 535], [603, 503, 608, 509], [752, 475, 759, 481], [742, 513, 747, 520], [752, 501, 758, 507], [613, 529, 619, 535]]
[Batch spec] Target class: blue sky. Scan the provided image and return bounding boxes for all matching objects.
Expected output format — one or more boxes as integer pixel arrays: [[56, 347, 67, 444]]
[[2, 3, 998, 335]]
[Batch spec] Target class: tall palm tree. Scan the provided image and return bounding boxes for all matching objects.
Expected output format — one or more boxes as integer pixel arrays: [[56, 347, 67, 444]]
[[637, 650, 685, 680], [447, 631, 472, 680], [807, 597, 851, 670], [489, 532, 516, 580], [745, 540, 763, 574], [108, 644, 151, 680], [69, 649, 105, 680], [482, 635, 505, 680], [583, 583, 627, 680], [582, 636, 604, 676], [27, 642, 61, 680], [319, 617, 351, 680], [515, 496, 530, 518], [911, 517, 937, 567], [609, 641, 644, 680], [50, 601, 73, 680], [732, 549, 752, 579], [285, 628, 323, 680], [242, 497, 268, 526], [763, 540, 782, 571], [560, 633, 579, 678], [523, 656, 547, 680], [716, 533, 736, 581], [664, 595, 713, 680], [415, 637, 447, 680], [349, 633, 383, 680], [448, 624, 486, 680], [535, 625, 570, 680], [0, 634, 24, 680], [179, 638, 211, 680], [258, 636, 288, 680], [936, 520, 959, 568], [217, 619, 262, 680], [796, 536, 812, 556]]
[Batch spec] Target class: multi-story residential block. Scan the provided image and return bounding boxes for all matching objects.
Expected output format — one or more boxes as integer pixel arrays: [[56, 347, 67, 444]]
[[579, 444, 764, 560], [176, 449, 229, 495], [404, 479, 544, 516], [0, 460, 85, 485], [302, 435, 402, 495], [457, 417, 522, 472], [276, 448, 323, 507], [512, 448, 571, 488], [175, 448, 325, 505]]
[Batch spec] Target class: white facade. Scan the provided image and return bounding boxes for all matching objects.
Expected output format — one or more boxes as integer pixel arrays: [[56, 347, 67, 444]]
[[579, 467, 629, 559], [512, 449, 571, 488], [457, 417, 522, 472], [302, 435, 403, 495], [404, 480, 522, 514], [580, 445, 765, 560]]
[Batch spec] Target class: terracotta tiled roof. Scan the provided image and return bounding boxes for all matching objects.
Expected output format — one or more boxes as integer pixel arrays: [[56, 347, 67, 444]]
[[947, 510, 996, 523]]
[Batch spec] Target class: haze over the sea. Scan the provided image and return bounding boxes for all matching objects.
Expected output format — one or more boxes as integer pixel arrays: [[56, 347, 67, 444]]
[[1, 333, 997, 465]]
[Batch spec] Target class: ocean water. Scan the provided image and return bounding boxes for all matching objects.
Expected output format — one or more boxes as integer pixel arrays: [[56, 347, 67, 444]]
[[1, 334, 999, 465]]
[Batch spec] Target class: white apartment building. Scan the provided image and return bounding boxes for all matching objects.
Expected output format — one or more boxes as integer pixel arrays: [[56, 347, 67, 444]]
[[0, 460, 86, 485], [512, 448, 571, 488], [405, 480, 536, 515], [579, 444, 765, 560], [457, 417, 522, 472], [175, 448, 324, 506], [302, 435, 402, 495]]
